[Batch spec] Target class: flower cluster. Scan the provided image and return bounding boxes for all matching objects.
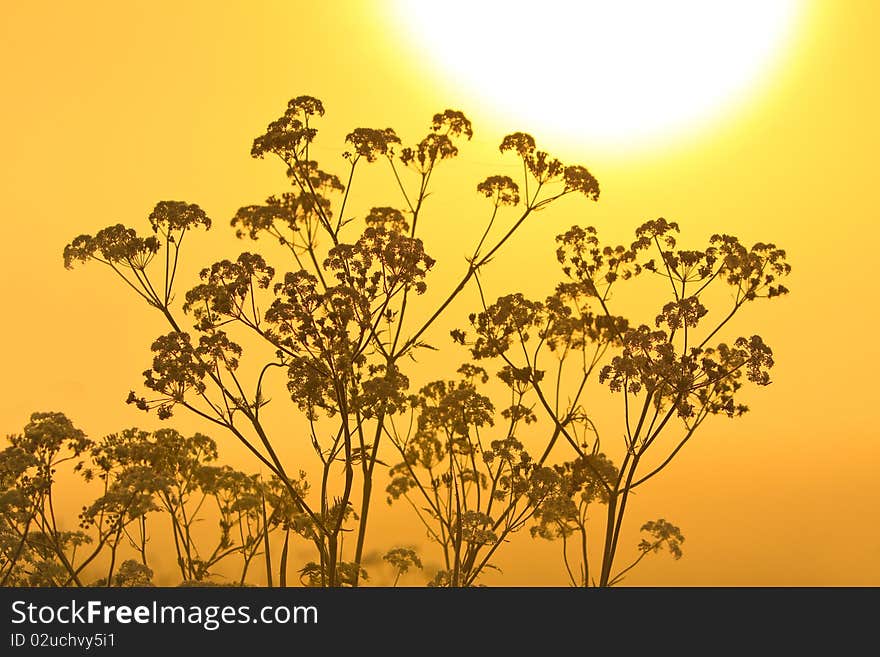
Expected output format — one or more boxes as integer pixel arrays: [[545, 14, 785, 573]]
[[324, 227, 435, 298], [344, 127, 401, 162], [655, 296, 709, 331], [465, 293, 544, 359], [131, 332, 210, 419], [638, 519, 684, 560], [499, 132, 600, 202], [521, 146, 560, 183], [231, 192, 332, 243], [396, 109, 473, 173], [383, 547, 423, 576], [364, 206, 409, 233], [709, 234, 791, 299], [556, 225, 643, 294], [183, 253, 275, 330], [431, 109, 473, 139], [476, 175, 520, 207], [251, 95, 325, 162], [63, 224, 160, 270], [148, 200, 212, 236]]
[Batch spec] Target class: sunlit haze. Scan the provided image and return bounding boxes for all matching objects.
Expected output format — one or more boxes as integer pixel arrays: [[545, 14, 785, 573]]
[[1, 1, 878, 589], [393, 0, 803, 152]]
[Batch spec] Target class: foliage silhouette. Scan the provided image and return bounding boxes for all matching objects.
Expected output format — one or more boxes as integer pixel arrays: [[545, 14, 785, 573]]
[[6, 94, 792, 587], [0, 414, 306, 586], [455, 219, 788, 584]]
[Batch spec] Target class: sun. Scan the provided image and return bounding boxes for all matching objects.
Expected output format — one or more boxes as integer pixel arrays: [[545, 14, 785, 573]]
[[390, 0, 806, 153]]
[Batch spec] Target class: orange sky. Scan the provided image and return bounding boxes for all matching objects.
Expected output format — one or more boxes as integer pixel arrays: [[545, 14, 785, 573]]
[[1, 1, 878, 586]]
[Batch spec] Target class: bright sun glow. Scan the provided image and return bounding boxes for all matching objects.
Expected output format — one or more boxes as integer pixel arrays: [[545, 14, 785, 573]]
[[392, 0, 804, 152]]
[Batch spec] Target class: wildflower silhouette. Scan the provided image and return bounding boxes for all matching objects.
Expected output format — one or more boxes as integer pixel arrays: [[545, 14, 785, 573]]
[[40, 94, 793, 586], [456, 218, 789, 585], [0, 415, 307, 586]]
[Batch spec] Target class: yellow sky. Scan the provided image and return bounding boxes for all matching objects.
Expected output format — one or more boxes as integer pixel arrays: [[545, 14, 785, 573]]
[[1, 1, 878, 585]]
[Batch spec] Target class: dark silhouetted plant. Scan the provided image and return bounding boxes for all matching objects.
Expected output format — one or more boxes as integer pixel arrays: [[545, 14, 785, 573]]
[[62, 96, 601, 586], [0, 417, 310, 587], [53, 94, 790, 587], [0, 412, 93, 586], [455, 218, 789, 585]]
